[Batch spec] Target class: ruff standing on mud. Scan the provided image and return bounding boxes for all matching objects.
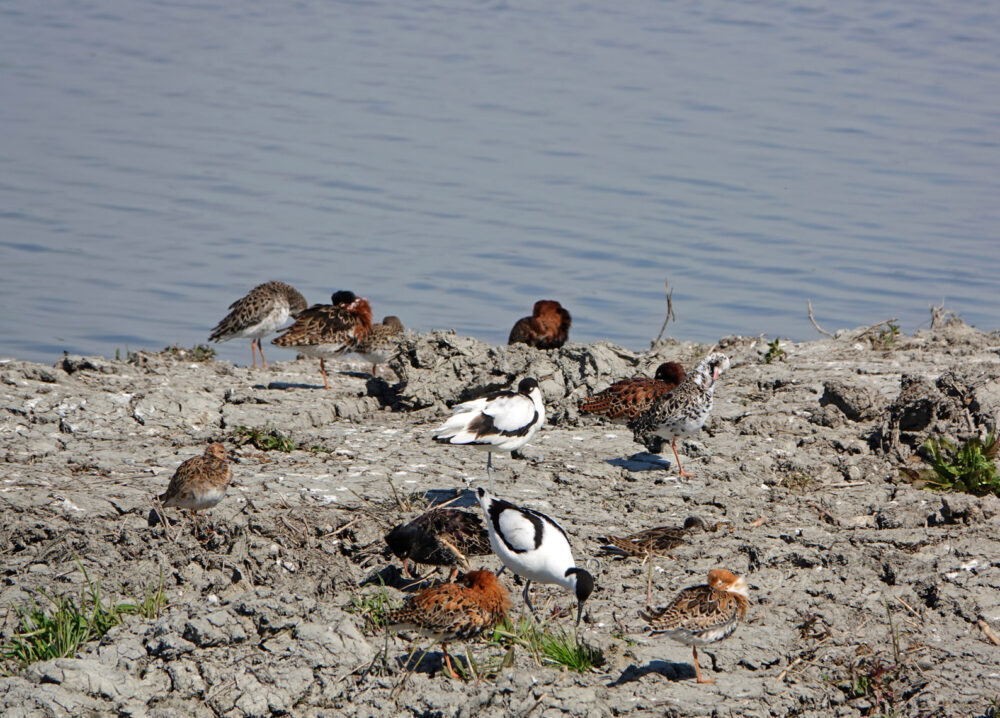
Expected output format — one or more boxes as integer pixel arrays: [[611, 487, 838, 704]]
[[355, 315, 404, 377], [640, 568, 749, 684], [578, 361, 686, 423], [384, 569, 511, 678], [208, 281, 307, 369], [508, 299, 572, 349], [477, 488, 594, 625], [158, 443, 233, 535], [271, 290, 372, 389], [629, 352, 730, 477], [433, 377, 545, 491], [384, 507, 491, 581]]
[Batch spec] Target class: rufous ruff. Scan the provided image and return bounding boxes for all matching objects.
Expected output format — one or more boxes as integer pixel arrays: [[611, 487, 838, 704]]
[[578, 361, 686, 423], [508, 300, 572, 350], [208, 281, 307, 369], [159, 443, 233, 534], [384, 507, 491, 581], [355, 315, 404, 377], [477, 487, 594, 625], [640, 568, 750, 684], [433, 377, 545, 491], [628, 352, 730, 477], [384, 569, 511, 678], [271, 290, 372, 389]]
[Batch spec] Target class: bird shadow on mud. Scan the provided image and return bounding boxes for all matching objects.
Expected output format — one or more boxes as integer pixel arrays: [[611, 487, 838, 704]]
[[265, 381, 326, 391], [610, 660, 696, 685], [605, 453, 673, 472], [423, 487, 479, 509]]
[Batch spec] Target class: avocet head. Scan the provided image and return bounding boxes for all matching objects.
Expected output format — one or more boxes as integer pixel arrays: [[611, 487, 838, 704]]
[[517, 377, 540, 396], [707, 568, 748, 599], [566, 567, 595, 626]]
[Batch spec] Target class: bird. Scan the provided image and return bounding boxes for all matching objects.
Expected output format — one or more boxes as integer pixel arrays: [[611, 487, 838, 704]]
[[158, 443, 233, 535], [628, 352, 731, 477], [476, 487, 594, 626], [355, 315, 404, 377], [433, 377, 545, 491], [596, 516, 712, 559], [578, 361, 686, 423], [384, 507, 492, 581], [639, 568, 750, 684], [508, 300, 572, 350], [384, 569, 511, 678], [208, 281, 307, 369], [271, 290, 373, 389]]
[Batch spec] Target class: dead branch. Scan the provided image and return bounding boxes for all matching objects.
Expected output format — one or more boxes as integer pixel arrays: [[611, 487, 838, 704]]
[[807, 300, 835, 338], [652, 278, 675, 346], [977, 617, 1000, 646], [930, 303, 957, 330]]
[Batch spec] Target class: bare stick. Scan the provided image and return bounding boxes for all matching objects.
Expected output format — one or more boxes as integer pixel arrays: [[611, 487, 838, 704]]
[[652, 278, 675, 345], [978, 617, 1000, 646], [807, 300, 835, 338]]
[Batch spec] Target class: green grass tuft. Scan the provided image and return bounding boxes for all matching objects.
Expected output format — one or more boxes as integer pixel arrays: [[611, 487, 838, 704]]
[[489, 617, 605, 673], [232, 425, 299, 452], [1, 563, 167, 669], [347, 584, 395, 632], [163, 343, 217, 362]]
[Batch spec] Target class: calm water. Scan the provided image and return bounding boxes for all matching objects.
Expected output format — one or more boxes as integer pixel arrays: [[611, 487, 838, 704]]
[[2, 0, 998, 366]]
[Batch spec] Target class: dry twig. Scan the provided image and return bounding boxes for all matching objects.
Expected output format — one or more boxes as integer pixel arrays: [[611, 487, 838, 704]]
[[807, 300, 835, 338], [977, 617, 1000, 646], [652, 278, 676, 345]]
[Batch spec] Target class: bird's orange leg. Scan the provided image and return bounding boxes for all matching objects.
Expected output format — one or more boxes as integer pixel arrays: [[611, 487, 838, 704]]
[[257, 339, 268, 368], [442, 643, 458, 678], [319, 359, 330, 389], [672, 439, 694, 478], [693, 646, 714, 684], [250, 342, 258, 369]]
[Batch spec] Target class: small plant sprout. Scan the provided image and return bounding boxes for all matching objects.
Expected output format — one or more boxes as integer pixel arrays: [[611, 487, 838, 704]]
[[763, 338, 786, 363], [489, 617, 605, 673], [232, 425, 299, 453]]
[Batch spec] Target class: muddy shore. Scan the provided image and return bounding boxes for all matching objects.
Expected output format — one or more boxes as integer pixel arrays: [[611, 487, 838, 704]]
[[2, 321, 999, 717]]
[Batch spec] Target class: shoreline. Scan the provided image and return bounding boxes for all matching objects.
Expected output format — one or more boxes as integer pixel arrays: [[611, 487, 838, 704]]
[[2, 321, 999, 716]]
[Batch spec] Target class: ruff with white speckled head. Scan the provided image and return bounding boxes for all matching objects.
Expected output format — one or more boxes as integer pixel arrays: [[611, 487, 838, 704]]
[[628, 352, 730, 477]]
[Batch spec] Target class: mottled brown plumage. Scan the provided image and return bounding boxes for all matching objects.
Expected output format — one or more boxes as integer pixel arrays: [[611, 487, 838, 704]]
[[385, 507, 491, 580], [508, 300, 571, 350], [356, 315, 404, 376], [578, 362, 686, 423], [271, 290, 373, 389], [208, 281, 307, 368], [385, 569, 511, 677], [597, 515, 711, 558], [629, 353, 730, 477], [159, 443, 233, 534], [640, 568, 750, 684]]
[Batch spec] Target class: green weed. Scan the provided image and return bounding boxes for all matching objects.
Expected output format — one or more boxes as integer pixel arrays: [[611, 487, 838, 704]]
[[871, 322, 900, 349], [910, 430, 1000, 497], [763, 338, 786, 363], [232, 425, 298, 452]]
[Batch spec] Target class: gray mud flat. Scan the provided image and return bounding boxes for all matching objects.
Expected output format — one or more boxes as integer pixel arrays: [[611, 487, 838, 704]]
[[2, 324, 999, 717]]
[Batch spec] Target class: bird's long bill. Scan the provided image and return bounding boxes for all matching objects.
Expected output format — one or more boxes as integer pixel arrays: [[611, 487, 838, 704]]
[[575, 600, 584, 628]]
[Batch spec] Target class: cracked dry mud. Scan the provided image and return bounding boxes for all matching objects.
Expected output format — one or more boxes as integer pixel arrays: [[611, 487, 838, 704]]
[[1, 321, 999, 717]]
